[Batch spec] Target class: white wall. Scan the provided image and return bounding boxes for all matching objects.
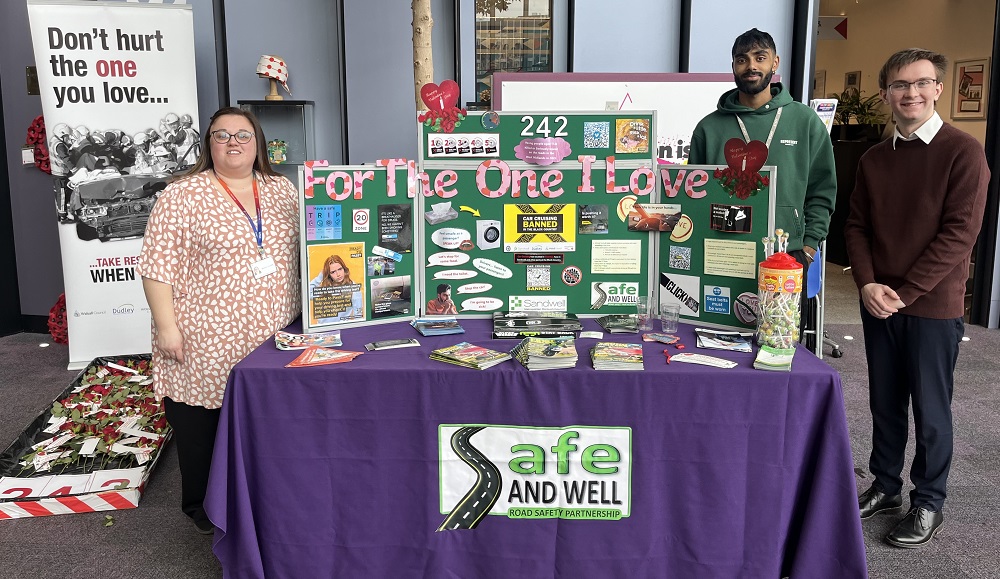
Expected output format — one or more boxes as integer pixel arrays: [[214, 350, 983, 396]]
[[343, 0, 454, 163], [225, 0, 344, 163], [688, 0, 797, 82], [571, 0, 680, 72]]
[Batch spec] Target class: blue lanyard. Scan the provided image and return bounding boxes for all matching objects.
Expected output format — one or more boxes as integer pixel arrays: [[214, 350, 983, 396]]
[[216, 173, 264, 256]]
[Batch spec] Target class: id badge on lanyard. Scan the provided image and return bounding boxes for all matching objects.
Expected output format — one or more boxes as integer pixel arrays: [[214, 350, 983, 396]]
[[217, 173, 276, 279], [251, 256, 277, 279]]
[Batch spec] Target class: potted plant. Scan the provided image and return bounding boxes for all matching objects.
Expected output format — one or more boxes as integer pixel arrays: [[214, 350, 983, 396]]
[[829, 87, 888, 141]]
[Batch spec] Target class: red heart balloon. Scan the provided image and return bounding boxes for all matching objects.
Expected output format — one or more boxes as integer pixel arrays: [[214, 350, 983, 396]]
[[420, 80, 460, 112], [723, 138, 768, 175]]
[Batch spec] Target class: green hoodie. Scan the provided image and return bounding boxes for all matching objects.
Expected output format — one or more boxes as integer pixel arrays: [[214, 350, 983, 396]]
[[689, 83, 836, 252]]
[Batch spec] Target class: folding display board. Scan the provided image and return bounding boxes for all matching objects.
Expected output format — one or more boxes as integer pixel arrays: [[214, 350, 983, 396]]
[[298, 112, 776, 333], [300, 162, 418, 332], [418, 111, 658, 316], [656, 165, 776, 330]]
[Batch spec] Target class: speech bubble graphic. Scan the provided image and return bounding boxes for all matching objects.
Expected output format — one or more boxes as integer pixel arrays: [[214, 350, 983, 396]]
[[456, 282, 493, 294], [433, 269, 478, 280], [427, 251, 471, 267], [514, 137, 572, 166], [431, 228, 471, 249], [460, 297, 504, 311], [473, 258, 513, 279]]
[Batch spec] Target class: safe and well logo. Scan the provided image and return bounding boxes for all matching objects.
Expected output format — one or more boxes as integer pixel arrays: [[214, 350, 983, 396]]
[[590, 281, 639, 308], [437, 425, 631, 531]]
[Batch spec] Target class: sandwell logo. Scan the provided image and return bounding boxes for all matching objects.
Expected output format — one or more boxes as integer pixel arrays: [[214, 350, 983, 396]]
[[113, 304, 135, 315], [509, 295, 567, 312]]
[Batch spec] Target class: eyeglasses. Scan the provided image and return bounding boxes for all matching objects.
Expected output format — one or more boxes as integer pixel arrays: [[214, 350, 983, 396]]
[[887, 78, 938, 94], [210, 129, 254, 144]]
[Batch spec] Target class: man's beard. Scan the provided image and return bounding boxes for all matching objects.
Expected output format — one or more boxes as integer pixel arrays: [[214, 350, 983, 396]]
[[734, 69, 774, 95]]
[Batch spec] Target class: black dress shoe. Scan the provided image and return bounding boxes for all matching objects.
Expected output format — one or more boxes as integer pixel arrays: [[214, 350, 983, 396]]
[[885, 506, 943, 548], [858, 485, 902, 519], [193, 518, 215, 536]]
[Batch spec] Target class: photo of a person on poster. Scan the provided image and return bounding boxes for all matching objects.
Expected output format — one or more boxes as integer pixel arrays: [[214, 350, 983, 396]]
[[426, 283, 458, 315], [310, 252, 364, 323]]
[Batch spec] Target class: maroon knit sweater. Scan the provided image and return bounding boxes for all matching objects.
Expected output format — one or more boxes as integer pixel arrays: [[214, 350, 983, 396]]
[[844, 123, 990, 319]]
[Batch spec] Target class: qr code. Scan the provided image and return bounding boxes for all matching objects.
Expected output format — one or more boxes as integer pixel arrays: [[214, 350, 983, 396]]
[[583, 122, 610, 149], [669, 246, 692, 270]]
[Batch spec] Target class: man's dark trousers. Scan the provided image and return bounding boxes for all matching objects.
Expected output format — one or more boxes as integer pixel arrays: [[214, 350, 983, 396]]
[[860, 308, 964, 511]]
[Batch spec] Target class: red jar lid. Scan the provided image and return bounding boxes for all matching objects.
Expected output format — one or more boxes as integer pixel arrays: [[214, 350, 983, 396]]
[[760, 251, 802, 271]]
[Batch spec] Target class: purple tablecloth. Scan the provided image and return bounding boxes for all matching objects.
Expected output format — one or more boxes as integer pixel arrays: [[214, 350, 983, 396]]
[[206, 320, 867, 578]]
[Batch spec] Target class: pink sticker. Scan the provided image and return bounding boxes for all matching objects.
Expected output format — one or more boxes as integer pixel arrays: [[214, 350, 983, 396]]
[[514, 137, 572, 166]]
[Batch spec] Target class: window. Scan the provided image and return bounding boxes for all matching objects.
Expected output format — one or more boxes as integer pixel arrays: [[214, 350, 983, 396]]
[[474, 0, 553, 105]]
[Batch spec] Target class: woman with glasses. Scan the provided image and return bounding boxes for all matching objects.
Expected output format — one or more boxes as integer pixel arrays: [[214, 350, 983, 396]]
[[137, 107, 300, 535]]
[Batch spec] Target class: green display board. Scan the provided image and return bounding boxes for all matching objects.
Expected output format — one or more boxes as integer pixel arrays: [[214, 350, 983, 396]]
[[300, 162, 418, 332], [656, 165, 775, 330], [418, 111, 657, 316], [298, 113, 776, 332]]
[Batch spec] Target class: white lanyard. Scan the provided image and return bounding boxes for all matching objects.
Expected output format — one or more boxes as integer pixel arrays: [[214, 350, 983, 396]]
[[736, 107, 782, 148]]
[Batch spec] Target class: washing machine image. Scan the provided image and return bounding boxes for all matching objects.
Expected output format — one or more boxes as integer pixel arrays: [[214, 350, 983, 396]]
[[477, 219, 501, 250]]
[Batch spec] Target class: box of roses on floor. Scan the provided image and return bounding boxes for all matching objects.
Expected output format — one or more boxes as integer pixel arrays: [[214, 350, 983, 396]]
[[0, 354, 173, 519]]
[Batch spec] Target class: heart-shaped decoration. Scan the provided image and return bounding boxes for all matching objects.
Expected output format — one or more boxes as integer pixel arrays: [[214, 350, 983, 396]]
[[723, 138, 768, 175], [420, 80, 460, 112]]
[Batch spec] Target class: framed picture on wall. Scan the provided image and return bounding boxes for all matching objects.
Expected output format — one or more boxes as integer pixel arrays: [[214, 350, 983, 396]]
[[844, 70, 861, 93], [952, 58, 990, 120], [814, 70, 826, 99]]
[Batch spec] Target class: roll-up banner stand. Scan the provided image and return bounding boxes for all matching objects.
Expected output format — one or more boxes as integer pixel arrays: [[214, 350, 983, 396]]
[[27, 0, 199, 368]]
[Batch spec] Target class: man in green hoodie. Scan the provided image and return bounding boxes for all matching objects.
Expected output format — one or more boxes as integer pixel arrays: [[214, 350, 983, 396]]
[[689, 28, 836, 348]]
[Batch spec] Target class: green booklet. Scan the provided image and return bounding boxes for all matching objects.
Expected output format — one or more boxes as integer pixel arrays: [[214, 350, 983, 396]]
[[511, 336, 578, 370], [591, 342, 644, 370], [596, 314, 639, 334], [753, 345, 795, 371], [430, 342, 511, 370]]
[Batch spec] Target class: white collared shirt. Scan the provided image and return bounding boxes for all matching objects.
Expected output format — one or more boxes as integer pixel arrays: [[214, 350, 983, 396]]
[[892, 111, 943, 149]]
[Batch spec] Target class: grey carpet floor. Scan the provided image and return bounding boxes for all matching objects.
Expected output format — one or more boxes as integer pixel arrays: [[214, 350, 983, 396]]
[[0, 262, 996, 578]]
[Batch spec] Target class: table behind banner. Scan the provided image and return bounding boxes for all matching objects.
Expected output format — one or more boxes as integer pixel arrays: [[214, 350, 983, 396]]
[[205, 320, 866, 579]]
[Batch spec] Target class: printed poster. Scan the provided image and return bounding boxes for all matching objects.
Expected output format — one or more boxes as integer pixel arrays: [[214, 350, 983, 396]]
[[378, 204, 413, 253], [307, 242, 367, 327], [503, 204, 576, 252]]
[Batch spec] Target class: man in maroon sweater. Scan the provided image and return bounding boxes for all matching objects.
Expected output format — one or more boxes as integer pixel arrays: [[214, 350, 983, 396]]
[[845, 48, 990, 548]]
